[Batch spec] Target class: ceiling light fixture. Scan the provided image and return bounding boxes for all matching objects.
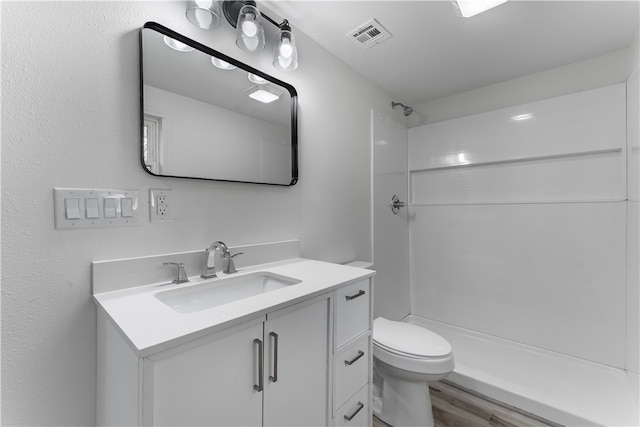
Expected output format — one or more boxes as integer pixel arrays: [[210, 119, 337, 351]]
[[452, 0, 508, 17], [185, 0, 299, 71]]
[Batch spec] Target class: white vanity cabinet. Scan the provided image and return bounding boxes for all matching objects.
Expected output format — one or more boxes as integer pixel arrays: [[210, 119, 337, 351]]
[[95, 258, 374, 427], [99, 295, 331, 426], [147, 295, 330, 426], [331, 280, 373, 427]]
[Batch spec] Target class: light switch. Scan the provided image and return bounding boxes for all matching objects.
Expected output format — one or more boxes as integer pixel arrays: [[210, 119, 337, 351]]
[[121, 198, 133, 218], [104, 198, 117, 218], [85, 198, 100, 219], [65, 198, 81, 220], [54, 188, 140, 229]]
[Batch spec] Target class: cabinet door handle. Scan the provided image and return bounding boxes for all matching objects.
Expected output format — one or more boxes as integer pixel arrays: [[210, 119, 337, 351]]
[[344, 350, 365, 366], [269, 332, 278, 383], [343, 401, 365, 421], [253, 338, 264, 392], [345, 290, 365, 301]]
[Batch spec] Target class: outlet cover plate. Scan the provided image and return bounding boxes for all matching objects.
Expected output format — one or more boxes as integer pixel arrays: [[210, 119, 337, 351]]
[[149, 188, 173, 222]]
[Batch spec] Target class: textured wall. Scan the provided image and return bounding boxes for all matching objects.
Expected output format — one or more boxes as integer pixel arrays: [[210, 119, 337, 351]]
[[1, 2, 393, 425]]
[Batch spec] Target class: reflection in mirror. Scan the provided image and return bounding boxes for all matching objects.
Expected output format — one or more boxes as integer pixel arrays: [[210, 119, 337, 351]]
[[140, 22, 298, 185]]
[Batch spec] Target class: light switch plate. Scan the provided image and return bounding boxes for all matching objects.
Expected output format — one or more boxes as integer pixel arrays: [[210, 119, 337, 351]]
[[53, 188, 140, 229], [149, 188, 173, 222]]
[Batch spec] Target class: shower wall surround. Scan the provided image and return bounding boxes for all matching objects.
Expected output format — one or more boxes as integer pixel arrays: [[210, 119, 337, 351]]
[[408, 84, 627, 368]]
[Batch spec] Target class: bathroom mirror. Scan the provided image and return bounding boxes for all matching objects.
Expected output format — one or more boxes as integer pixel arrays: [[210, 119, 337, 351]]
[[140, 22, 298, 185]]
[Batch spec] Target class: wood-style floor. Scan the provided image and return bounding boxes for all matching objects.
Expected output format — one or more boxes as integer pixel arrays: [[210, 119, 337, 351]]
[[372, 381, 560, 427]]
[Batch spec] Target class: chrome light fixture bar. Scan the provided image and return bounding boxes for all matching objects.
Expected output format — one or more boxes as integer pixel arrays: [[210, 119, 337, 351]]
[[185, 0, 299, 71]]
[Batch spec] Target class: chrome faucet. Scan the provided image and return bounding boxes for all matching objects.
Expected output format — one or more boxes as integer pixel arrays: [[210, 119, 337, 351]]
[[163, 262, 189, 284], [201, 241, 243, 279]]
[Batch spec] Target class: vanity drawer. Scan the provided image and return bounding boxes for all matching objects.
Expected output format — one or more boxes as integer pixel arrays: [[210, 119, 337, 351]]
[[334, 333, 370, 408], [335, 384, 370, 427], [335, 280, 371, 348]]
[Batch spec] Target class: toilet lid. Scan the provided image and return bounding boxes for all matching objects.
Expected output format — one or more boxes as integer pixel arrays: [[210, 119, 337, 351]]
[[373, 317, 452, 358]]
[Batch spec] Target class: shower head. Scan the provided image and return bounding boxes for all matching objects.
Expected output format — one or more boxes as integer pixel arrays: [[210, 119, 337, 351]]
[[391, 101, 414, 117]]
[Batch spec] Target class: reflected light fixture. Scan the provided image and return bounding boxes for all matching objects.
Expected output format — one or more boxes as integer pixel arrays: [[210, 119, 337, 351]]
[[163, 35, 195, 52], [452, 0, 508, 17], [246, 85, 281, 103], [510, 113, 534, 121], [211, 57, 237, 70], [248, 73, 268, 84], [186, 0, 222, 29], [184, 0, 299, 71]]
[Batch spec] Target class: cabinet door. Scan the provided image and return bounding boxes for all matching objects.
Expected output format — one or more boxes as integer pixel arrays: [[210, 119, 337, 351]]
[[263, 297, 330, 427], [146, 319, 264, 426]]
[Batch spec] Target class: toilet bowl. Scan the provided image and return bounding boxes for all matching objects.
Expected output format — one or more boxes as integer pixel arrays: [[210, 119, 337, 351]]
[[372, 317, 454, 427]]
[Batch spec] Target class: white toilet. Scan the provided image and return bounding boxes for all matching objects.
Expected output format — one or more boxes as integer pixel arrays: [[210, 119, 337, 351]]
[[372, 317, 455, 427]]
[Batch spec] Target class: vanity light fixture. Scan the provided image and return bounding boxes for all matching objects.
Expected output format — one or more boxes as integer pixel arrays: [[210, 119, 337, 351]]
[[163, 35, 195, 52], [246, 85, 281, 103], [186, 0, 222, 29], [234, 3, 265, 52], [186, 0, 299, 71], [273, 20, 298, 71], [452, 0, 508, 17], [211, 57, 237, 70]]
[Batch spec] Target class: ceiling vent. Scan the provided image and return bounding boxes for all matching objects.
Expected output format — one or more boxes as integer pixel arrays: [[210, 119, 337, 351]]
[[347, 19, 392, 49]]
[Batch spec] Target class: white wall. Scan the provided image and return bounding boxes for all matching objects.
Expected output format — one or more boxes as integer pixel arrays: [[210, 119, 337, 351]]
[[371, 110, 410, 320], [1, 2, 393, 425], [626, 31, 640, 401], [411, 49, 631, 126]]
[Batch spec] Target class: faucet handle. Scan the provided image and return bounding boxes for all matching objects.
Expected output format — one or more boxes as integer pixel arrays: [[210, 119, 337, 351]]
[[223, 252, 243, 274], [163, 262, 190, 284]]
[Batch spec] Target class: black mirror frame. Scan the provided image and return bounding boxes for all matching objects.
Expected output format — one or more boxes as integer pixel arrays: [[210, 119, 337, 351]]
[[139, 21, 298, 186]]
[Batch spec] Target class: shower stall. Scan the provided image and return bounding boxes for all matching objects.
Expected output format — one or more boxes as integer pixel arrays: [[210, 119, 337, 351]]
[[372, 72, 639, 425]]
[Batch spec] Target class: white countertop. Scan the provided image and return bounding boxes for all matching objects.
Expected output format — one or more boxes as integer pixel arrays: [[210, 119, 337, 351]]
[[94, 258, 374, 357]]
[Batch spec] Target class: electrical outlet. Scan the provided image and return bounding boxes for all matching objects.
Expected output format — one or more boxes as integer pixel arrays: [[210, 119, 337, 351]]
[[150, 189, 173, 222]]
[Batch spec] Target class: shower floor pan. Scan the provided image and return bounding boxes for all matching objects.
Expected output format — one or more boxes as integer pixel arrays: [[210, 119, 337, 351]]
[[405, 315, 639, 427]]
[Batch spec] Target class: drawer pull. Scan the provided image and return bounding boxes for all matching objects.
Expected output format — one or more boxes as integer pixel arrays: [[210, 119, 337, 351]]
[[344, 350, 365, 366], [253, 338, 264, 392], [343, 401, 365, 421], [345, 290, 365, 301]]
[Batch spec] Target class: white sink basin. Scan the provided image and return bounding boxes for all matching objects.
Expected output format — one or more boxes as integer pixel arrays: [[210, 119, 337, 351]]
[[155, 272, 301, 313]]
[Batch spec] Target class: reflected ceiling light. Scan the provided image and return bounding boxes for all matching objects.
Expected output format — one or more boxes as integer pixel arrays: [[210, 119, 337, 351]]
[[510, 113, 534, 121], [248, 73, 268, 84], [211, 57, 237, 70], [246, 85, 281, 103], [273, 20, 298, 71], [452, 0, 508, 17], [163, 35, 195, 52], [186, 0, 222, 29]]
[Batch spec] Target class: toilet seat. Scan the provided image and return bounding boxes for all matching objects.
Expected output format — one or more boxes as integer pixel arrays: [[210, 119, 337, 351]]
[[373, 317, 452, 358], [373, 317, 454, 375]]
